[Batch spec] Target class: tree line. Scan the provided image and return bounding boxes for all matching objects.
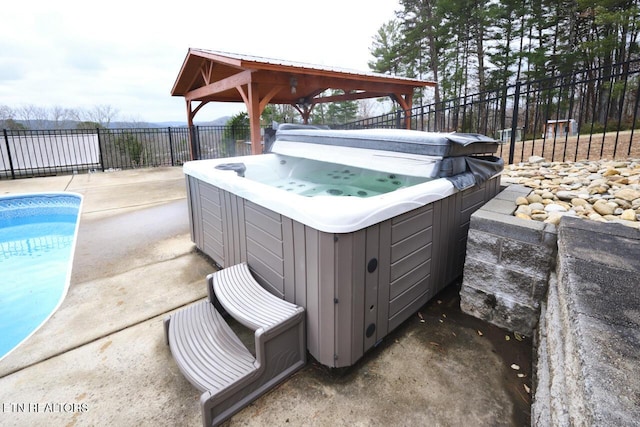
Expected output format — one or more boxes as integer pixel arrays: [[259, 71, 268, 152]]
[[7, 1, 638, 130], [0, 104, 123, 130], [1, 96, 366, 130], [369, 0, 640, 105]]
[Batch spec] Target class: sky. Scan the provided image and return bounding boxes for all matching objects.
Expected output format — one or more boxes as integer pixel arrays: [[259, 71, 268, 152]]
[[0, 0, 402, 123]]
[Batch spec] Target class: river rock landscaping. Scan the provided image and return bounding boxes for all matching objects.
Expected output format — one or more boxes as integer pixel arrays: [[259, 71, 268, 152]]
[[500, 157, 640, 229]]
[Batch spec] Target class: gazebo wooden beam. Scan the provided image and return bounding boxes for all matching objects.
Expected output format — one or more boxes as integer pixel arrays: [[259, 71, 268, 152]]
[[312, 91, 391, 104], [185, 70, 253, 101], [292, 103, 316, 124], [259, 86, 283, 112], [251, 71, 424, 96]]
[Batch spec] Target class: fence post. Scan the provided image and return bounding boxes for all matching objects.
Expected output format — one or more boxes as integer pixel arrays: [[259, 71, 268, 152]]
[[189, 125, 200, 160], [168, 127, 175, 166], [508, 82, 521, 164], [3, 129, 16, 179], [96, 128, 106, 172]]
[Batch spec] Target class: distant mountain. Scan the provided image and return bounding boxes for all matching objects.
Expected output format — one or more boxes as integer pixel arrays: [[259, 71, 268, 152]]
[[152, 121, 187, 128], [153, 116, 231, 127], [196, 116, 232, 126], [111, 121, 164, 128]]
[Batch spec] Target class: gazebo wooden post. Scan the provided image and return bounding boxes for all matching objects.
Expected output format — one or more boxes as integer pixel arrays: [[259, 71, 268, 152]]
[[403, 94, 413, 130], [186, 100, 197, 160], [247, 82, 262, 155], [393, 93, 414, 130]]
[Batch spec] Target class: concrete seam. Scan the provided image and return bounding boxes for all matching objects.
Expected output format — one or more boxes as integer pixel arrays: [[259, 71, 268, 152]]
[[64, 174, 75, 191]]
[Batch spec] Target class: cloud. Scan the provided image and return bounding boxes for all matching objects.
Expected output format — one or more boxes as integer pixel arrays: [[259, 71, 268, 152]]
[[1, 0, 402, 122], [0, 60, 26, 82]]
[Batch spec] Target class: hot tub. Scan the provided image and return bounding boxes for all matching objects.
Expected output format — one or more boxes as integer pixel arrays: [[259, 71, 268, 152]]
[[183, 126, 503, 368]]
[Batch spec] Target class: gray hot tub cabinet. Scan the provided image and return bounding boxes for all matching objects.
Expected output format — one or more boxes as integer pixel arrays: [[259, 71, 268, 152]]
[[185, 169, 501, 368]]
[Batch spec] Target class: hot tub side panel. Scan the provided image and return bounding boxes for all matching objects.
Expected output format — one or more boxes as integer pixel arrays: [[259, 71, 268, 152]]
[[186, 176, 245, 268], [185, 175, 501, 368], [330, 176, 501, 366]]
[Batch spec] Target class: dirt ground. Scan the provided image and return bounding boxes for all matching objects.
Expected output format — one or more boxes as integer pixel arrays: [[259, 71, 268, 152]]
[[498, 129, 640, 163]]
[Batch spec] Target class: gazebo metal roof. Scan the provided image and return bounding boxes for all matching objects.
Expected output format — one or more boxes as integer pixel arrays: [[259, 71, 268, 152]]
[[171, 48, 436, 155]]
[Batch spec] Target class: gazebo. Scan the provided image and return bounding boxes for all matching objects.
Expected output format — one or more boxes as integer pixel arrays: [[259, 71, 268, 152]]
[[171, 48, 435, 155]]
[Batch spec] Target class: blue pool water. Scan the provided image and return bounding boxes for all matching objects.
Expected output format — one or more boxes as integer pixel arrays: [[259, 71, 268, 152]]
[[0, 193, 82, 360]]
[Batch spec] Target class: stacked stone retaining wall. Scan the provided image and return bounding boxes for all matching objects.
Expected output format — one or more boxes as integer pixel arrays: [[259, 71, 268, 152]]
[[460, 185, 557, 336], [460, 184, 640, 426], [533, 218, 640, 426]]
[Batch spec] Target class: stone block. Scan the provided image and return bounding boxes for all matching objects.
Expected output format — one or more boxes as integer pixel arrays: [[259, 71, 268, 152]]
[[462, 257, 545, 307], [570, 313, 640, 426], [459, 286, 539, 335], [559, 256, 640, 328], [532, 273, 550, 303], [542, 223, 558, 248], [532, 301, 552, 427], [559, 217, 640, 274], [500, 238, 555, 279], [480, 198, 518, 215], [470, 209, 550, 246], [465, 229, 501, 264], [494, 184, 532, 202]]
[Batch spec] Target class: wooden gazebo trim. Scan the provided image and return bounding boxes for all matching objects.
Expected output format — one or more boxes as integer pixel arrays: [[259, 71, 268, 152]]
[[171, 48, 436, 156]]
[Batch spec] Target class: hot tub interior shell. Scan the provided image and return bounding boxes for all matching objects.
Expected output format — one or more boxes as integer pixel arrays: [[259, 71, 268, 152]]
[[186, 173, 501, 368]]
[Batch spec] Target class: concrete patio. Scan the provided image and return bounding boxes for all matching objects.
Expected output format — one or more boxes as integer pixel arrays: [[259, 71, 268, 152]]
[[0, 167, 531, 426]]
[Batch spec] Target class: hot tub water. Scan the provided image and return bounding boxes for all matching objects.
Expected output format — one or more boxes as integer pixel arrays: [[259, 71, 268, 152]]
[[265, 158, 431, 197]]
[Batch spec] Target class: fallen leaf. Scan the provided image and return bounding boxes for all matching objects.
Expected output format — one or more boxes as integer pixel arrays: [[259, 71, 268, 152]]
[[514, 332, 524, 341], [477, 330, 484, 336], [511, 364, 520, 370], [442, 313, 447, 318], [437, 300, 442, 304], [420, 319, 426, 323], [429, 342, 440, 347], [523, 384, 531, 394], [438, 319, 444, 323], [418, 312, 424, 320], [517, 373, 526, 378]]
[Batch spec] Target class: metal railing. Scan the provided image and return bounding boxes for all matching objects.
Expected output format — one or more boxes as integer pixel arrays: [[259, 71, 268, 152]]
[[341, 59, 640, 164], [3, 60, 638, 179], [0, 126, 254, 179]]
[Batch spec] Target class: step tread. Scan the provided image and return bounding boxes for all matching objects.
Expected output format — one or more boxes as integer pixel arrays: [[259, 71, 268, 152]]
[[168, 300, 257, 392], [213, 262, 301, 330]]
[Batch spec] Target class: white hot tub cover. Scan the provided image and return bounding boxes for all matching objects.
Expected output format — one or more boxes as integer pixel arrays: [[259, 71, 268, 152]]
[[270, 126, 504, 190]]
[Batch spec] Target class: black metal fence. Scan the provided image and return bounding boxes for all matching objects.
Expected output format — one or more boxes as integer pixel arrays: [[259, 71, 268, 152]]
[[341, 59, 640, 164], [3, 60, 639, 179], [1, 126, 253, 179]]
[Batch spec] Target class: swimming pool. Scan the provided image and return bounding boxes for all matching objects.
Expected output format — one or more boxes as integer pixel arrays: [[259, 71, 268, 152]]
[[0, 193, 82, 361]]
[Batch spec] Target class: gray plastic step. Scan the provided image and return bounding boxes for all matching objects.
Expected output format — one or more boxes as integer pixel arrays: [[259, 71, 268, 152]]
[[164, 262, 306, 426], [164, 300, 256, 393], [210, 262, 301, 331]]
